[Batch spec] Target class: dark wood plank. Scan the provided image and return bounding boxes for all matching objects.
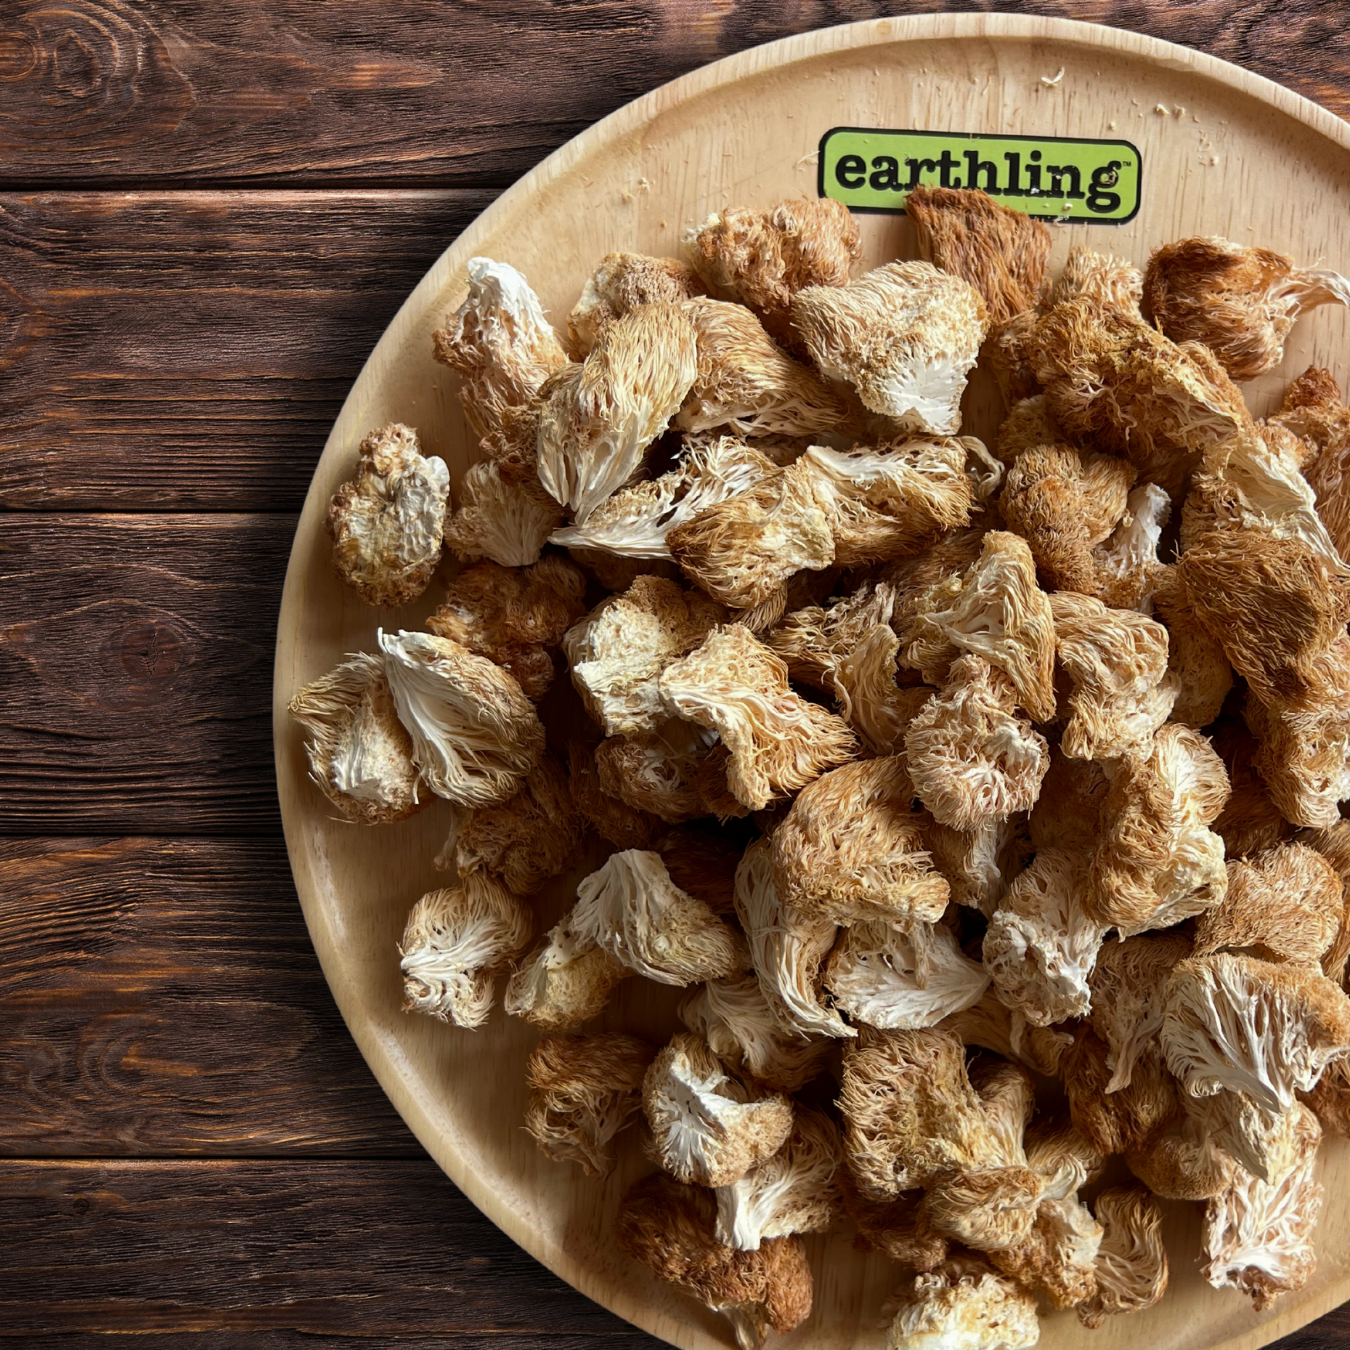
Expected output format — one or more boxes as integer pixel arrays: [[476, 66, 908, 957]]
[[0, 2, 1348, 188], [0, 1158, 655, 1339], [0, 0, 698, 187], [0, 836, 414, 1156], [0, 513, 288, 834], [23, 1339, 647, 1349], [0, 1152, 1343, 1343], [1280, 1309, 1350, 1350], [9, 1313, 1350, 1350], [0, 189, 494, 511]]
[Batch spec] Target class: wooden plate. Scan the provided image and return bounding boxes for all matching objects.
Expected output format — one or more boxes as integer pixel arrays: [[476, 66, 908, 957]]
[[273, 14, 1350, 1350]]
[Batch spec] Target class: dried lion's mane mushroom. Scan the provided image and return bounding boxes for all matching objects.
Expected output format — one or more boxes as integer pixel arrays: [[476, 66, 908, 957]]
[[327, 422, 451, 607], [398, 874, 534, 1028], [289, 652, 425, 825], [524, 1033, 655, 1175]]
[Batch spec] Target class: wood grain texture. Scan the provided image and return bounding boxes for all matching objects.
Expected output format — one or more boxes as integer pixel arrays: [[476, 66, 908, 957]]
[[0, 513, 289, 833], [0, 1159, 653, 1339], [3, 1338, 655, 1349], [0, 836, 414, 1156], [0, 189, 495, 511], [0, 1153, 1335, 1348], [0, 1, 1349, 186]]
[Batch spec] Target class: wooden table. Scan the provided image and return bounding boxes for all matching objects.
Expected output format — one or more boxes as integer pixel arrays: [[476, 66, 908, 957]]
[[2, 2, 1348, 1345]]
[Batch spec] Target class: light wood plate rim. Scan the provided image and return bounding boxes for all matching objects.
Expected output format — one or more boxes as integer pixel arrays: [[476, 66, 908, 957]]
[[273, 14, 1350, 1350]]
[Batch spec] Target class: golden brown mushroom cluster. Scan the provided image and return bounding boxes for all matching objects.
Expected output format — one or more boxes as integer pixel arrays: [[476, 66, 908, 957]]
[[290, 187, 1350, 1348]]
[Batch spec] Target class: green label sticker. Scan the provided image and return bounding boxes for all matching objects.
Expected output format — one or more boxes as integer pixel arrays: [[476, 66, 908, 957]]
[[818, 127, 1141, 224]]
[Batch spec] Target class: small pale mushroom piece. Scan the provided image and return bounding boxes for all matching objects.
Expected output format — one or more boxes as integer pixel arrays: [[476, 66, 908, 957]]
[[928, 817, 1019, 918], [987, 1194, 1103, 1310], [1188, 1087, 1310, 1185], [791, 261, 990, 435], [1030, 294, 1248, 499], [432, 256, 569, 447], [983, 849, 1107, 1028], [676, 296, 852, 438], [770, 756, 950, 927], [1087, 723, 1231, 937], [902, 531, 1058, 724], [1145, 235, 1350, 381], [327, 422, 451, 607], [884, 1257, 1040, 1350], [1088, 930, 1193, 1093], [643, 1032, 795, 1187], [1160, 952, 1350, 1116], [442, 457, 564, 569], [1201, 1101, 1324, 1311], [426, 555, 587, 702], [549, 435, 776, 559], [1186, 418, 1345, 571], [939, 988, 1075, 1078], [998, 441, 1135, 595], [824, 918, 990, 1030], [666, 455, 837, 615], [568, 251, 707, 354], [686, 196, 861, 331], [733, 838, 854, 1041], [378, 629, 545, 808], [917, 1058, 1045, 1255], [438, 754, 582, 895], [1091, 482, 1172, 612], [715, 1108, 843, 1251], [595, 720, 718, 825], [523, 1032, 656, 1176], [564, 575, 725, 738], [569, 848, 747, 986], [801, 438, 976, 568], [536, 302, 699, 522], [618, 1172, 814, 1350], [1046, 245, 1145, 314], [838, 1027, 1001, 1201], [398, 874, 534, 1028], [1193, 842, 1344, 966], [1076, 1187, 1168, 1328], [767, 580, 932, 755], [919, 1163, 1045, 1258], [1151, 563, 1234, 728], [904, 185, 1051, 327], [288, 652, 425, 825], [904, 655, 1049, 831], [1049, 591, 1177, 761], [680, 976, 832, 1094], [659, 624, 859, 811], [503, 913, 630, 1031]]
